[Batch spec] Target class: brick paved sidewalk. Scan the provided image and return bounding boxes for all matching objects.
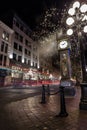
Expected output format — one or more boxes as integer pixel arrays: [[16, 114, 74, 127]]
[[0, 87, 87, 130]]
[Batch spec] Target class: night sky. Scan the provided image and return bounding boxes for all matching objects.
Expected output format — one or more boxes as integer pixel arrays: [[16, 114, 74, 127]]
[[0, 0, 72, 29]]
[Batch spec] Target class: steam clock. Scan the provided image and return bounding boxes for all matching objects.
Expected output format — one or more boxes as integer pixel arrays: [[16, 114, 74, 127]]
[[58, 38, 76, 96]]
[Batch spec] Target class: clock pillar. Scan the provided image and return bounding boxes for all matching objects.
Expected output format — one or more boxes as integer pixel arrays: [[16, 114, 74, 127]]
[[58, 40, 76, 96], [60, 50, 71, 79]]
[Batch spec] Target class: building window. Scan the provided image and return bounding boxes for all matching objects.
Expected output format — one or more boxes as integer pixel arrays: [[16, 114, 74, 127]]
[[33, 62, 34, 67], [35, 56, 37, 60], [28, 51, 31, 56], [35, 63, 37, 68], [1, 42, 8, 53], [24, 58, 26, 64], [19, 35, 23, 42], [19, 45, 22, 52], [28, 60, 30, 65], [15, 32, 19, 39], [15, 32, 23, 42], [25, 49, 27, 55], [2, 31, 9, 41], [25, 49, 31, 56], [13, 53, 16, 60], [6, 33, 9, 41], [25, 39, 31, 48], [0, 54, 3, 65], [18, 55, 22, 62], [25, 39, 28, 46], [5, 44, 8, 53], [1, 42, 4, 52], [14, 42, 18, 50], [3, 56, 7, 66]]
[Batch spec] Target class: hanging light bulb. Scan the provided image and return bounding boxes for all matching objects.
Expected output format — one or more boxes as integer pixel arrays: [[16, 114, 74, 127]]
[[66, 17, 74, 25], [67, 29, 73, 35], [68, 8, 75, 16], [73, 1, 80, 9]]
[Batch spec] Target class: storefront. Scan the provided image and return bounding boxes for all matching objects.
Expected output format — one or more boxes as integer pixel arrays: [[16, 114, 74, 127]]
[[10, 60, 40, 86], [11, 65, 23, 85], [0, 68, 11, 87]]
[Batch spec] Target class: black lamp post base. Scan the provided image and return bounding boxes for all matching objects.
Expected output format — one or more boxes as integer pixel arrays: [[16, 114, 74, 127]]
[[56, 112, 68, 117], [40, 84, 46, 104], [56, 86, 68, 117], [40, 101, 46, 104], [79, 83, 87, 110]]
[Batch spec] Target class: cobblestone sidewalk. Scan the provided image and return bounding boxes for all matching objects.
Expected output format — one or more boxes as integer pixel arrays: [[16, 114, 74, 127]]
[[0, 87, 87, 130]]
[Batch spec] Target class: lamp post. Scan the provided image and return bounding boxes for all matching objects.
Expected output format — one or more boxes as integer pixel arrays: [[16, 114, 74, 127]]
[[66, 1, 87, 109]]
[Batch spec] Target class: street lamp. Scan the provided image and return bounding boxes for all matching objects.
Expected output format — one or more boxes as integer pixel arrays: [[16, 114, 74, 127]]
[[66, 1, 87, 82], [66, 1, 87, 110]]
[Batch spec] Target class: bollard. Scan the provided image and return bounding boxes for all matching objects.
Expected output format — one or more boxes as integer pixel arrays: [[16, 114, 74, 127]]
[[56, 86, 68, 117], [47, 84, 50, 95], [41, 84, 46, 104]]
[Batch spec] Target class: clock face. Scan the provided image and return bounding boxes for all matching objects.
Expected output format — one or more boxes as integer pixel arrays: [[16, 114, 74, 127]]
[[59, 41, 68, 49]]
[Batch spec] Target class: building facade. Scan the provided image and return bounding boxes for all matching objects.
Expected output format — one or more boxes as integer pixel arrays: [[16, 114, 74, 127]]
[[0, 21, 14, 86], [0, 11, 39, 86]]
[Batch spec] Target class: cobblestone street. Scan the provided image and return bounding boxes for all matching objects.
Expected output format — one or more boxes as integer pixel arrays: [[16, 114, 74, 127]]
[[0, 86, 87, 130]]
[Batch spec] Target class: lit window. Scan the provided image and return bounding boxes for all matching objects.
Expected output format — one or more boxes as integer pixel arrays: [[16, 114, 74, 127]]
[[2, 31, 9, 41]]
